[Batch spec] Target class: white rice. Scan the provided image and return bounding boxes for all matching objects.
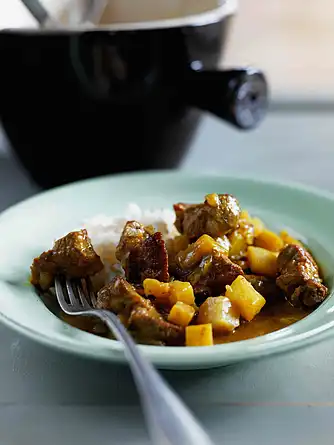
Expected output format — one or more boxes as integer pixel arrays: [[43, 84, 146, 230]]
[[83, 203, 178, 269]]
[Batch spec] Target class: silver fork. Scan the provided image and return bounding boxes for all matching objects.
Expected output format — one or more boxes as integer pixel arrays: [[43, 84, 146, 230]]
[[55, 277, 215, 445]]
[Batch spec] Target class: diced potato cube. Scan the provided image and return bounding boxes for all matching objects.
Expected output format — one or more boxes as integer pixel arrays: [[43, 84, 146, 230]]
[[229, 230, 248, 260], [228, 218, 254, 260], [225, 275, 266, 321], [169, 281, 195, 306], [255, 229, 284, 252], [143, 278, 170, 300], [247, 246, 278, 277], [241, 210, 263, 236], [280, 230, 303, 246], [194, 234, 216, 256], [251, 217, 265, 237], [186, 324, 213, 346], [168, 302, 195, 327], [178, 234, 216, 268], [197, 296, 240, 333], [240, 209, 264, 234], [242, 223, 255, 245]]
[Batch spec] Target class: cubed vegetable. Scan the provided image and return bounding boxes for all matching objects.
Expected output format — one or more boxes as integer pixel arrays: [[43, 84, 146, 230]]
[[168, 302, 195, 327], [247, 246, 278, 277], [251, 217, 265, 237], [197, 296, 240, 333], [228, 219, 254, 260], [255, 229, 284, 252], [229, 230, 248, 260], [186, 324, 214, 346], [240, 210, 264, 237], [143, 278, 170, 300], [280, 230, 302, 246], [225, 275, 266, 321], [169, 280, 195, 306], [177, 234, 216, 268]]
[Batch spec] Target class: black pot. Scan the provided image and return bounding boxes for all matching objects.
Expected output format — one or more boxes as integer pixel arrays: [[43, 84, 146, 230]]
[[0, 1, 268, 189]]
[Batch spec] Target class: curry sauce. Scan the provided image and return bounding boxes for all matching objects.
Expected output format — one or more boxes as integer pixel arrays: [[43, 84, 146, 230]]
[[32, 192, 327, 347], [61, 299, 310, 346], [215, 300, 310, 344]]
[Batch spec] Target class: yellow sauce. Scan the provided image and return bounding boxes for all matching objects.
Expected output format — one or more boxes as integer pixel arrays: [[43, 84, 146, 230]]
[[215, 301, 310, 344]]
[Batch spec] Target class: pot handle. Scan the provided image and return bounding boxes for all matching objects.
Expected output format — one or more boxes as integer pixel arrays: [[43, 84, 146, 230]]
[[184, 67, 269, 130]]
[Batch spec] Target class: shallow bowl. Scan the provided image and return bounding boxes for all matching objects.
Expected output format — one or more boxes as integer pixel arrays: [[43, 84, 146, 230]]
[[0, 171, 333, 369]]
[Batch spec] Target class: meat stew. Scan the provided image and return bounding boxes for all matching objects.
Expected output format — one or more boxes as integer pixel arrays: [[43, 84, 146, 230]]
[[31, 193, 328, 347]]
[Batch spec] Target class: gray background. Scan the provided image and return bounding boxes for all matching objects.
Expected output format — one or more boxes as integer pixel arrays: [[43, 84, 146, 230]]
[[1, 110, 334, 445]]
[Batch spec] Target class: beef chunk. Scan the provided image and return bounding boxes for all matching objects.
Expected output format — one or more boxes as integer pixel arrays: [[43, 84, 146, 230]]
[[174, 193, 241, 240], [276, 244, 328, 307], [116, 221, 169, 284], [128, 308, 184, 346], [245, 274, 283, 304], [96, 275, 145, 317], [129, 232, 169, 283], [96, 277, 183, 345], [192, 248, 244, 295], [116, 220, 152, 262], [31, 229, 103, 290]]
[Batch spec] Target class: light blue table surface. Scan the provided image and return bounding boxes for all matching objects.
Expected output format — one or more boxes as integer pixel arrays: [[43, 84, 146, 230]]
[[0, 111, 334, 445]]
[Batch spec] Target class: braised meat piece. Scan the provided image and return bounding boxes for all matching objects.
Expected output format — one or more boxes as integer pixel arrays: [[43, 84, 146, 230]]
[[245, 274, 283, 304], [276, 244, 328, 307], [116, 220, 152, 262], [128, 308, 184, 346], [190, 248, 244, 296], [116, 221, 169, 284], [96, 275, 144, 317], [31, 229, 103, 290], [129, 232, 169, 283], [96, 277, 184, 345], [174, 193, 241, 240]]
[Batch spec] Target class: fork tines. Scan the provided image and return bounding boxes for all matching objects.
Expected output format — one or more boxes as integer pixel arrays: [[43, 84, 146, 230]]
[[55, 276, 97, 313]]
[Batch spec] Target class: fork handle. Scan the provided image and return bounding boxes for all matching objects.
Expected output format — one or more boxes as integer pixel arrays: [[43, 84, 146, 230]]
[[86, 309, 214, 445]]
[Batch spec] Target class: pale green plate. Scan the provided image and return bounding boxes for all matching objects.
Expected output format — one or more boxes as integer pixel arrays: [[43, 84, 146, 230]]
[[0, 171, 334, 369]]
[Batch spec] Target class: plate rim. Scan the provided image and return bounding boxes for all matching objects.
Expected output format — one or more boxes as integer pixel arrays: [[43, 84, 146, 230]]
[[2, 169, 334, 222]]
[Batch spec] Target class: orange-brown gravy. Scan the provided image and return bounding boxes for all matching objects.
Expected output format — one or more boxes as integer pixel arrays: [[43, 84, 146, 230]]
[[215, 301, 310, 344], [61, 300, 310, 345]]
